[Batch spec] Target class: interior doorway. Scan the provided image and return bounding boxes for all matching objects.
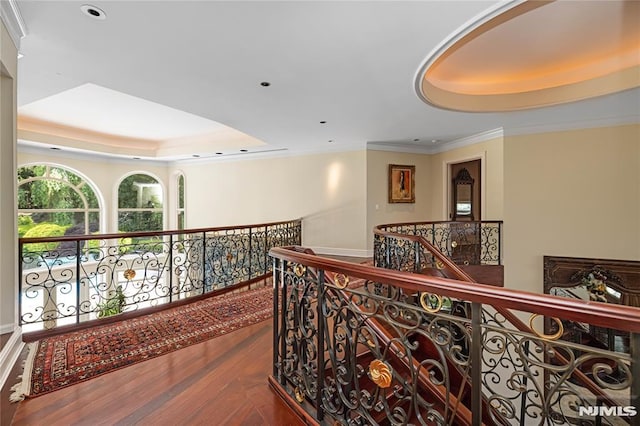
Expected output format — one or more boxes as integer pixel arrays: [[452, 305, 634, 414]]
[[450, 159, 481, 221]]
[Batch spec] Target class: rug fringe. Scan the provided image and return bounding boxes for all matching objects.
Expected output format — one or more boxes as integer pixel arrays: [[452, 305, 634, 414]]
[[9, 342, 38, 403]]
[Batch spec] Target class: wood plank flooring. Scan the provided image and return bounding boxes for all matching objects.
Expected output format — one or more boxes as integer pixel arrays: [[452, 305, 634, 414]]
[[8, 255, 370, 425], [10, 319, 304, 426]]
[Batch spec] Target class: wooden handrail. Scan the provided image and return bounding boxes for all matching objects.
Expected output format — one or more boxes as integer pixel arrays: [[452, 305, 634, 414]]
[[375, 220, 503, 229], [273, 239, 637, 411], [19, 218, 302, 244], [270, 246, 640, 334], [372, 225, 631, 412], [374, 230, 477, 282]]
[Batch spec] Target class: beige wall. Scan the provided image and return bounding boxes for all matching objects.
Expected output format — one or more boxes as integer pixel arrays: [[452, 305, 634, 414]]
[[17, 149, 370, 255], [14, 124, 640, 295], [0, 22, 18, 331], [181, 150, 368, 255], [503, 124, 640, 294], [18, 151, 170, 234], [427, 137, 504, 221], [365, 150, 432, 250]]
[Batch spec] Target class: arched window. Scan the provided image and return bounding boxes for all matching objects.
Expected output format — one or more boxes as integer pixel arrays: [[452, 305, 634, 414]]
[[18, 164, 101, 238], [117, 173, 164, 232], [177, 174, 185, 230]]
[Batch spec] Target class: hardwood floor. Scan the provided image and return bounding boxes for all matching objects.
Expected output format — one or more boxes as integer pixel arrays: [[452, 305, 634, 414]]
[[8, 255, 370, 425], [10, 319, 304, 426]]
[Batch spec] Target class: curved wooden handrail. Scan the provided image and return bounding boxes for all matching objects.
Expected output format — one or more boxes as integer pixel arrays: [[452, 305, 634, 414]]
[[19, 218, 302, 244], [370, 226, 634, 409], [373, 229, 477, 282], [375, 220, 503, 228], [270, 246, 640, 335]]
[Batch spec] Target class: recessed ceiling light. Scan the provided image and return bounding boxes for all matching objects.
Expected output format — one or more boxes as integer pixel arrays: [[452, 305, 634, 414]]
[[260, 82, 271, 87], [81, 4, 106, 20]]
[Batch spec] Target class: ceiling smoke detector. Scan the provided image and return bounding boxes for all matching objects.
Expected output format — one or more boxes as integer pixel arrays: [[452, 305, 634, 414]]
[[81, 5, 106, 20]]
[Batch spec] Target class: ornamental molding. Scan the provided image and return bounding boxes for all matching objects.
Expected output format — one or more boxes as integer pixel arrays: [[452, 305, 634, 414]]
[[0, 0, 26, 49]]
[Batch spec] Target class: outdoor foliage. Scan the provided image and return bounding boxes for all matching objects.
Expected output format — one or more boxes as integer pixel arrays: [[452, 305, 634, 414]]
[[118, 174, 163, 209], [97, 285, 126, 318], [18, 166, 169, 257], [118, 173, 163, 232], [22, 223, 68, 252], [18, 215, 36, 238], [17, 165, 100, 236]]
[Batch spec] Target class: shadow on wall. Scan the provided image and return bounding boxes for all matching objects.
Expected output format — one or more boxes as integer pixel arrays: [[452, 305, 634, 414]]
[[301, 200, 365, 250]]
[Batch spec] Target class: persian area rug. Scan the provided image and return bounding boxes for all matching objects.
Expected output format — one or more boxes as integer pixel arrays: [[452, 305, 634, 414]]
[[10, 285, 273, 401]]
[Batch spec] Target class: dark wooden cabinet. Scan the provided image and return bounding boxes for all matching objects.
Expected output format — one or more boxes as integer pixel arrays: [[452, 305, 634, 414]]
[[544, 256, 640, 353]]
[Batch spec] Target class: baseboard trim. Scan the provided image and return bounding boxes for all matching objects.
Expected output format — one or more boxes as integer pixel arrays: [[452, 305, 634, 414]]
[[0, 328, 24, 390], [0, 323, 15, 334], [309, 246, 372, 258]]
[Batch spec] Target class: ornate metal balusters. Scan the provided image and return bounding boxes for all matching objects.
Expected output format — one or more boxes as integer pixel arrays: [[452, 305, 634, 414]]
[[19, 219, 302, 331]]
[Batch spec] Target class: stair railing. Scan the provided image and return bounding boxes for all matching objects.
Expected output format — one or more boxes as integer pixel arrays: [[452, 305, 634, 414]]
[[18, 219, 301, 337], [376, 220, 503, 266], [269, 246, 640, 426], [375, 224, 639, 422]]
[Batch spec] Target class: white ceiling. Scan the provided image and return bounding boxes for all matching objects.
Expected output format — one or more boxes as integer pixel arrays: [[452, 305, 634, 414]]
[[20, 83, 234, 141], [13, 0, 640, 161]]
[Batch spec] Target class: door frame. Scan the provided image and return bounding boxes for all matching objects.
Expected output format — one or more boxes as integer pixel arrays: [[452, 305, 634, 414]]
[[442, 152, 486, 221]]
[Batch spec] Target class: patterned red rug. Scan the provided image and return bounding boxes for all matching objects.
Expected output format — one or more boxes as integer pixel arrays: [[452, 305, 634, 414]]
[[11, 285, 273, 401]]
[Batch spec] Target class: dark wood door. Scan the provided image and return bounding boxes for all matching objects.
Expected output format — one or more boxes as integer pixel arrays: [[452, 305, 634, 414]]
[[450, 159, 481, 265], [450, 159, 481, 221]]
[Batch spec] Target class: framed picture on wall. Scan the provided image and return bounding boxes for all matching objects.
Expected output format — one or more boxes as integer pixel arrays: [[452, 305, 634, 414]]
[[388, 164, 415, 203]]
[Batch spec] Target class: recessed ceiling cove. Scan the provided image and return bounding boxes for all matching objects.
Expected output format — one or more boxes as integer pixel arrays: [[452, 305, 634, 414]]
[[415, 0, 640, 112]]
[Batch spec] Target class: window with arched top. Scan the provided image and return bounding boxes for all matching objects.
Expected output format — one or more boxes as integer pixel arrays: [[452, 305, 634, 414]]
[[117, 173, 164, 232], [177, 174, 185, 230], [18, 164, 101, 238]]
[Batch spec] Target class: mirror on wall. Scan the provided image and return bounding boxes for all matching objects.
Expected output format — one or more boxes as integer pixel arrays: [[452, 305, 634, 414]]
[[452, 168, 474, 221]]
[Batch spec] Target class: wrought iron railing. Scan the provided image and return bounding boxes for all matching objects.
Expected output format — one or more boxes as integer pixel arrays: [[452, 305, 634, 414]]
[[269, 246, 640, 425], [19, 219, 301, 333], [375, 221, 502, 267]]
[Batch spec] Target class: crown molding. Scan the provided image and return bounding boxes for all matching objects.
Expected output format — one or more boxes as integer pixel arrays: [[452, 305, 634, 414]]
[[17, 140, 166, 167], [171, 142, 366, 166], [369, 115, 640, 156], [366, 142, 432, 155], [19, 137, 367, 167], [0, 0, 26, 49], [429, 128, 504, 154], [368, 128, 504, 155], [503, 115, 640, 137]]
